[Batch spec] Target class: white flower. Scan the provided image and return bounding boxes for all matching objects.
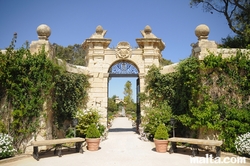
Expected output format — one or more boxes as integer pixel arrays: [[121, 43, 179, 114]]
[[0, 133, 16, 158], [235, 132, 250, 155]]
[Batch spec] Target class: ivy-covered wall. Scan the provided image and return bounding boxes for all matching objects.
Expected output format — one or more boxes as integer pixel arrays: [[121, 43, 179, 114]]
[[143, 51, 250, 153], [0, 44, 89, 152]]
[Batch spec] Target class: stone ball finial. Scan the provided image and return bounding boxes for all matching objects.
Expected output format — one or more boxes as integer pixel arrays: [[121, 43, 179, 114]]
[[195, 24, 210, 40], [144, 25, 152, 34], [96, 25, 104, 35], [37, 24, 51, 40]]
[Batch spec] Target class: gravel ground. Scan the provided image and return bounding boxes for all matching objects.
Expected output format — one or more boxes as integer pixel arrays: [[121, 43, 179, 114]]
[[0, 117, 249, 166]]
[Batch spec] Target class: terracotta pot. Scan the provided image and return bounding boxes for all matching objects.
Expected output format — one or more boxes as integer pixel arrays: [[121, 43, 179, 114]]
[[86, 138, 101, 151], [154, 139, 169, 153]]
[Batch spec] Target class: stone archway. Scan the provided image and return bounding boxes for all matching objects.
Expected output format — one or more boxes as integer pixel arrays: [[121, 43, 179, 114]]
[[22, 23, 248, 153], [108, 60, 140, 129], [82, 25, 165, 127]]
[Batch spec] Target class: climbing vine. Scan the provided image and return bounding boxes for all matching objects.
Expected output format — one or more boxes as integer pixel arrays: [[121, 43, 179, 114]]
[[143, 51, 250, 153], [0, 35, 90, 151], [53, 72, 90, 127], [0, 45, 58, 149], [141, 65, 176, 107]]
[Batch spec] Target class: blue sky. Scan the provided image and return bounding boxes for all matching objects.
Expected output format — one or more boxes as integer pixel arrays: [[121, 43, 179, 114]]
[[0, 0, 233, 101]]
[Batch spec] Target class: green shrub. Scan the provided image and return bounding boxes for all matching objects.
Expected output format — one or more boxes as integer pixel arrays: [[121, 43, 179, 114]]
[[86, 124, 101, 138], [98, 124, 106, 136], [154, 124, 169, 140], [75, 109, 104, 138], [142, 102, 172, 137]]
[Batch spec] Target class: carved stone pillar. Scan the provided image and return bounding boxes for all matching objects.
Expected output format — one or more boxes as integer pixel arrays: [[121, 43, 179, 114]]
[[136, 25, 165, 71], [82, 25, 111, 68], [82, 26, 111, 126]]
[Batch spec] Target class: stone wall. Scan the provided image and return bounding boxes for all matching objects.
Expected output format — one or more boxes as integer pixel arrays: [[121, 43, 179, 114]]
[[161, 24, 249, 75]]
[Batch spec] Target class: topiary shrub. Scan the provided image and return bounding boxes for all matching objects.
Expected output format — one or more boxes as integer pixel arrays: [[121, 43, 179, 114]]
[[154, 124, 169, 140], [86, 124, 101, 138]]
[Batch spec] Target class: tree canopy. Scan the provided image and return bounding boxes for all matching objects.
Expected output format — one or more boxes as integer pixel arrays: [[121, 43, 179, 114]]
[[190, 0, 250, 48], [123, 81, 136, 119], [52, 43, 86, 66], [123, 81, 133, 103]]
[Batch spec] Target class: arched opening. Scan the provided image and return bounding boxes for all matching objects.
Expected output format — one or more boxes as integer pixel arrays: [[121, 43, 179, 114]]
[[108, 60, 139, 77], [107, 60, 141, 131]]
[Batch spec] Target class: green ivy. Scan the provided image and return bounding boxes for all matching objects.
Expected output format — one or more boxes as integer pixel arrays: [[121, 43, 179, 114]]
[[0, 36, 90, 150], [143, 51, 250, 153], [142, 65, 176, 107], [0, 45, 58, 149], [53, 72, 90, 127]]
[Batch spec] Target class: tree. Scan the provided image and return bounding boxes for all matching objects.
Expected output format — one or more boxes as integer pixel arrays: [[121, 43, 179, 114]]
[[123, 81, 133, 103], [108, 95, 119, 113], [220, 35, 250, 48], [160, 57, 173, 66], [52, 43, 86, 66], [123, 81, 136, 118], [190, 0, 250, 36], [190, 0, 250, 45]]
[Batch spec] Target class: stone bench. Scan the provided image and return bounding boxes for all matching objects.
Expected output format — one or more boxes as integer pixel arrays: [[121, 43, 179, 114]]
[[31, 137, 85, 160], [168, 137, 223, 157]]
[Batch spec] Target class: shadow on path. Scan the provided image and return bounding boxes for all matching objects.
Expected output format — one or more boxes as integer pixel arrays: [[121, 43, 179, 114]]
[[108, 127, 136, 132]]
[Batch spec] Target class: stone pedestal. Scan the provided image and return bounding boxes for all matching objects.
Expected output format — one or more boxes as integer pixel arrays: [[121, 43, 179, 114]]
[[191, 24, 217, 60], [29, 24, 54, 59]]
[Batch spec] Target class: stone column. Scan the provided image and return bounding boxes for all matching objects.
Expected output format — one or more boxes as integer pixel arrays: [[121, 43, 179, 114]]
[[82, 26, 111, 126]]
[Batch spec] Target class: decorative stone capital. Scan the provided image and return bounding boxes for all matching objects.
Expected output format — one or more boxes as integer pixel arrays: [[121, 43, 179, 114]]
[[191, 24, 217, 60], [140, 25, 157, 38], [136, 38, 165, 51], [90, 25, 107, 39], [37, 24, 51, 40], [137, 25, 165, 51], [29, 24, 53, 59], [195, 24, 209, 40], [82, 25, 111, 50]]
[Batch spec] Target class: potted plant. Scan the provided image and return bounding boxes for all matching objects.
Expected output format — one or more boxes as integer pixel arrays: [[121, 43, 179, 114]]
[[85, 123, 101, 151], [154, 123, 169, 153]]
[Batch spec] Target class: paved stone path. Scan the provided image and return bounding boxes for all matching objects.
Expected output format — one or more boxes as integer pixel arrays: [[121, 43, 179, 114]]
[[0, 117, 249, 166]]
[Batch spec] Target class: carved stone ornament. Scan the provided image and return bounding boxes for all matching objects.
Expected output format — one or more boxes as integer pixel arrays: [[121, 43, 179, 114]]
[[116, 42, 131, 59]]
